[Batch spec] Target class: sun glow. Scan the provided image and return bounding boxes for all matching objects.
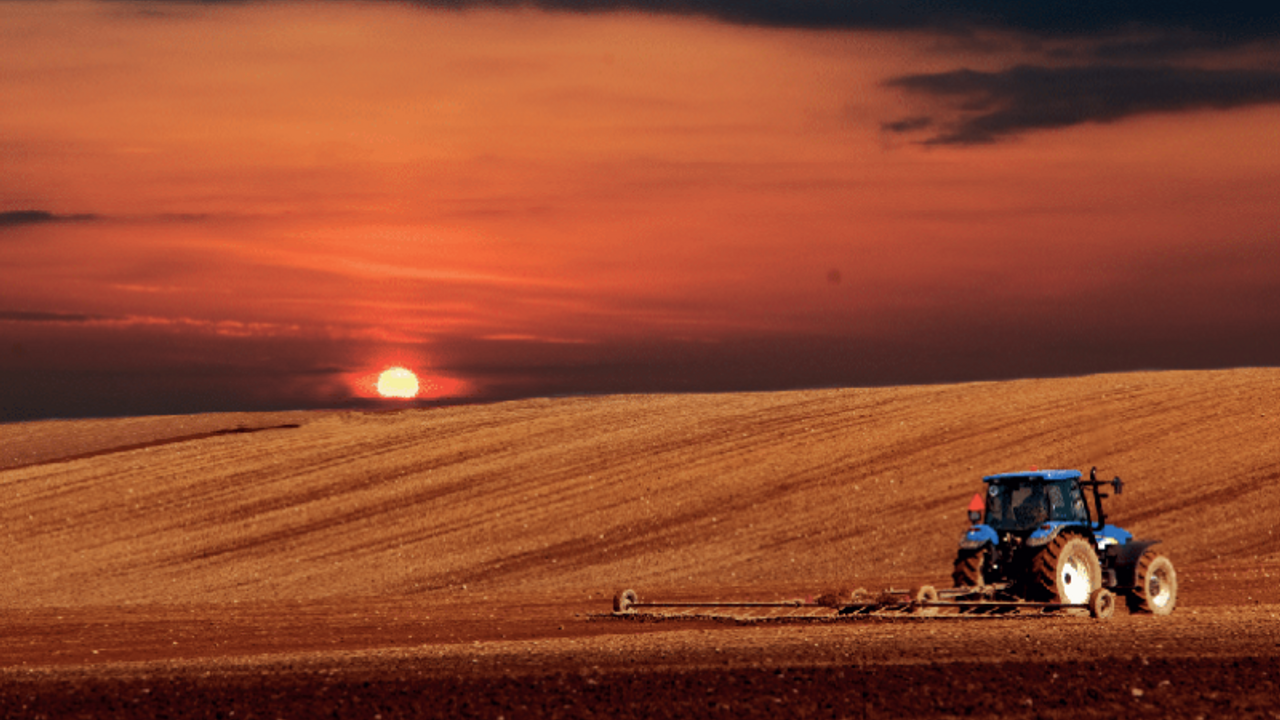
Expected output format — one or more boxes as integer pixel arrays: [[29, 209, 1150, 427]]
[[376, 366, 420, 398]]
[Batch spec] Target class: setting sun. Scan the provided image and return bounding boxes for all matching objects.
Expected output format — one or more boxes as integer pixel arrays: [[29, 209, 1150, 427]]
[[376, 367, 420, 399]]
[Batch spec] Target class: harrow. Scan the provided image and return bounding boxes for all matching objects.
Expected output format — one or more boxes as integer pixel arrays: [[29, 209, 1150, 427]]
[[611, 583, 1118, 623]]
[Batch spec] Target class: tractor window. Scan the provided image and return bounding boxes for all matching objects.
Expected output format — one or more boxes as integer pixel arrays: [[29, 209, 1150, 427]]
[[1047, 480, 1087, 522], [1046, 484, 1063, 516], [985, 482, 1048, 531]]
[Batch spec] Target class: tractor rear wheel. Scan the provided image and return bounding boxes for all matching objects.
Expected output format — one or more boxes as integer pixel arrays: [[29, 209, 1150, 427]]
[[952, 547, 986, 587], [1128, 551, 1177, 615], [1030, 534, 1101, 604]]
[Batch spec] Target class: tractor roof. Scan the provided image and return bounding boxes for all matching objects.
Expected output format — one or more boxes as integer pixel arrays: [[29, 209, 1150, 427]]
[[982, 469, 1082, 483]]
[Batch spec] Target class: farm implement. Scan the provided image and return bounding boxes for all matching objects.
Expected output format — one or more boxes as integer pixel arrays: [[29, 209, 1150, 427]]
[[612, 583, 1118, 623], [611, 467, 1176, 623]]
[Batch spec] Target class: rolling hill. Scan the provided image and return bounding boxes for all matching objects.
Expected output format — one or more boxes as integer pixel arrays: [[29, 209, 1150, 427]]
[[2, 368, 1278, 608]]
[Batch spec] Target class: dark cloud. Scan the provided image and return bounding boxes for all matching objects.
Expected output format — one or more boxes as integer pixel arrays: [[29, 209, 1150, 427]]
[[880, 116, 933, 133], [1088, 31, 1268, 62], [137, 0, 1280, 42], [401, 1, 1280, 44], [0, 210, 100, 228], [883, 64, 1280, 144], [107, 2, 1280, 146], [402, 3, 1280, 144]]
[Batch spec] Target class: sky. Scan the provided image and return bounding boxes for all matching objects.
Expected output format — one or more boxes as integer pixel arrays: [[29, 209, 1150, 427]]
[[3, 1, 1280, 421]]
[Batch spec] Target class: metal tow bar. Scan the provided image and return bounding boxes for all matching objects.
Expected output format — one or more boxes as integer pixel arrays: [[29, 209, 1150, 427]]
[[611, 585, 1117, 621]]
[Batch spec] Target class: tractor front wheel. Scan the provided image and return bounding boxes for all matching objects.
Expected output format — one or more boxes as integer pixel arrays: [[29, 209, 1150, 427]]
[[952, 547, 986, 588], [1128, 551, 1177, 615], [1030, 534, 1101, 604]]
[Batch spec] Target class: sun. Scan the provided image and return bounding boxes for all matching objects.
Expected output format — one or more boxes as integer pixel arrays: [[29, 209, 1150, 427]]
[[376, 366, 420, 399]]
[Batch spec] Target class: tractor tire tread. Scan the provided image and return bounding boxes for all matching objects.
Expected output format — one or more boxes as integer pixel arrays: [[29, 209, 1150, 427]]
[[1029, 533, 1100, 603], [952, 548, 985, 587], [1128, 550, 1177, 615], [1029, 533, 1069, 599]]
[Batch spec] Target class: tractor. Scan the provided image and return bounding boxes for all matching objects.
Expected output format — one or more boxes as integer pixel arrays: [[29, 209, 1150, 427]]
[[953, 467, 1177, 614], [610, 467, 1176, 621]]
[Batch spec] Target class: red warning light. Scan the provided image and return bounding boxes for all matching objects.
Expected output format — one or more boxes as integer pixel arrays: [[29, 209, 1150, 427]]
[[967, 492, 985, 524], [1029, 465, 1039, 471]]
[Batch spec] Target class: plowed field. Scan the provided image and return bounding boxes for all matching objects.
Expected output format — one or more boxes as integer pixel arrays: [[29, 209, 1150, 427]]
[[2, 369, 1278, 718]]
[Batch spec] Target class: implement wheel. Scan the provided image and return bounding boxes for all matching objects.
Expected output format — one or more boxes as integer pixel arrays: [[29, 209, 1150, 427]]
[[1030, 534, 1101, 604], [1128, 551, 1178, 615], [911, 585, 940, 615], [1089, 588, 1116, 619], [613, 588, 638, 613]]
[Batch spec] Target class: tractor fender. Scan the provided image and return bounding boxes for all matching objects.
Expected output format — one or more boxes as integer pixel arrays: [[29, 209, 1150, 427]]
[[959, 524, 998, 550], [1026, 521, 1133, 549], [1024, 521, 1081, 548], [1105, 539, 1162, 588]]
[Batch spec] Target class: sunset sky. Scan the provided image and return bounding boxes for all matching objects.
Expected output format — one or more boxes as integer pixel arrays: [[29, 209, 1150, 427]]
[[3, 1, 1279, 420]]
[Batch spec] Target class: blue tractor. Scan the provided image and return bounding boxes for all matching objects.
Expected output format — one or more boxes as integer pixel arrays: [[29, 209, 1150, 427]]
[[954, 467, 1177, 614]]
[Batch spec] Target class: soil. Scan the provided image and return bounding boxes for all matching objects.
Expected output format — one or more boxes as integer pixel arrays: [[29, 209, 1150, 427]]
[[2, 368, 1278, 718]]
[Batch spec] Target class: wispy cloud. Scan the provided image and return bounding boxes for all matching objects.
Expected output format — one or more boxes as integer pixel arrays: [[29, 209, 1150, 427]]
[[0, 309, 109, 323], [883, 64, 1280, 144], [0, 309, 304, 338], [0, 210, 100, 228]]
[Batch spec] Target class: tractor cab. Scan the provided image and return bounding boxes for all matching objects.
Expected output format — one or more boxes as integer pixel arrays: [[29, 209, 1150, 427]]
[[954, 466, 1175, 615], [965, 468, 1129, 547], [982, 470, 1089, 534]]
